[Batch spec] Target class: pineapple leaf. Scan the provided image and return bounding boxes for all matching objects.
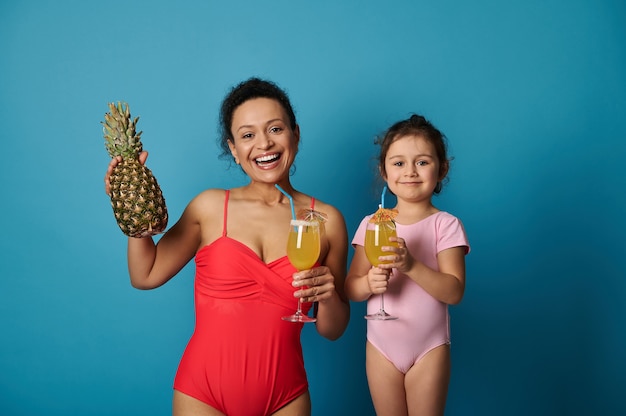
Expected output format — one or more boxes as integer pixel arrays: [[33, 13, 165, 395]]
[[102, 101, 142, 160]]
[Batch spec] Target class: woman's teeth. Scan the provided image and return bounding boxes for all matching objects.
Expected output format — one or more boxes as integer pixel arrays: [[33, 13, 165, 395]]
[[255, 154, 280, 164]]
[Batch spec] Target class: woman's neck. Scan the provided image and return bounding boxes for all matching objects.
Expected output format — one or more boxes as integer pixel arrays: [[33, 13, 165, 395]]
[[239, 181, 296, 206]]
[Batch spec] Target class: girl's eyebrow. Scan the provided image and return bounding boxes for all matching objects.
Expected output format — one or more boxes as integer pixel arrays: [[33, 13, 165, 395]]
[[388, 153, 434, 159]]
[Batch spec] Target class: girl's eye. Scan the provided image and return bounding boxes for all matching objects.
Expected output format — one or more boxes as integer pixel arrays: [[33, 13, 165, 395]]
[[393, 161, 404, 167], [417, 160, 428, 166]]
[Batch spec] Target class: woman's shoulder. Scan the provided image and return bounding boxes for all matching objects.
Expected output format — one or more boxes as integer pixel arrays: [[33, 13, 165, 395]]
[[190, 187, 224, 199], [187, 188, 227, 210], [309, 196, 345, 224]]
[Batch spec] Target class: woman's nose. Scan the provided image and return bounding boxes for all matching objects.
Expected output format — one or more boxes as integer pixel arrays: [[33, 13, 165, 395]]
[[257, 133, 273, 149]]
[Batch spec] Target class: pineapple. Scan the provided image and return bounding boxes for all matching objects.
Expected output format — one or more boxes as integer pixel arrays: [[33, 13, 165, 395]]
[[102, 101, 168, 237]]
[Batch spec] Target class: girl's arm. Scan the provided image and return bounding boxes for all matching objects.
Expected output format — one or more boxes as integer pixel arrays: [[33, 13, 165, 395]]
[[411, 246, 466, 305], [382, 240, 466, 305], [346, 245, 392, 302]]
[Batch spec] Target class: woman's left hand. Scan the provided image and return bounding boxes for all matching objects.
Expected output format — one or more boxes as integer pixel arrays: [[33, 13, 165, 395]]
[[292, 266, 336, 303]]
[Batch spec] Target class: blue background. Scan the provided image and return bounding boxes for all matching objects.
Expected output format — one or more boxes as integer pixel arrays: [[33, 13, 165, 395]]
[[1, 0, 625, 415]]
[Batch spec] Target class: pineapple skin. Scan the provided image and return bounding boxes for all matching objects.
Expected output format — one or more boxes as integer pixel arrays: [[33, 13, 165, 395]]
[[109, 158, 168, 237], [103, 101, 168, 237]]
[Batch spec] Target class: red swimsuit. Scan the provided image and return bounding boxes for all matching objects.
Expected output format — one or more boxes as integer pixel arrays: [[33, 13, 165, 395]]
[[173, 190, 311, 415]]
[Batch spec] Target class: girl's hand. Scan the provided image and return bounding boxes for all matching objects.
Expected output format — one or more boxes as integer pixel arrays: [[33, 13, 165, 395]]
[[378, 236, 415, 274], [367, 266, 390, 295], [292, 266, 336, 303], [104, 151, 148, 195]]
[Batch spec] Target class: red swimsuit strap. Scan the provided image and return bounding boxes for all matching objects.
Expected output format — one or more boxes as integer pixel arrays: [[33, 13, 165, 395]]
[[222, 190, 230, 237]]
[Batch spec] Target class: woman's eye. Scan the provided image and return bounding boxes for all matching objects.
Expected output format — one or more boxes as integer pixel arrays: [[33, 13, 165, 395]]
[[269, 126, 283, 134], [242, 132, 254, 139]]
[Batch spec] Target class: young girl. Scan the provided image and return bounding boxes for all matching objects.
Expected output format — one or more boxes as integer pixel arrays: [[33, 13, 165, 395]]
[[346, 114, 470, 415]]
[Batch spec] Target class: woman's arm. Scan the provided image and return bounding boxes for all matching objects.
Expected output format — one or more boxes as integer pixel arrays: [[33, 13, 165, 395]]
[[295, 204, 350, 340], [127, 202, 201, 289], [105, 154, 201, 290]]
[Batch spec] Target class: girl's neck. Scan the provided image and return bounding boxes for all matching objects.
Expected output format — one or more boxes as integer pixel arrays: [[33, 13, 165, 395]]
[[393, 198, 439, 224]]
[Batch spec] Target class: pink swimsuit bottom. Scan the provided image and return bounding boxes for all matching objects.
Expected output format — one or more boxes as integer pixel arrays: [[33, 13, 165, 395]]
[[366, 275, 450, 373]]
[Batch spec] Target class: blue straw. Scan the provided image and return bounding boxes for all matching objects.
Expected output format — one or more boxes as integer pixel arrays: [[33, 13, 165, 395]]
[[275, 184, 296, 220], [381, 185, 387, 208]]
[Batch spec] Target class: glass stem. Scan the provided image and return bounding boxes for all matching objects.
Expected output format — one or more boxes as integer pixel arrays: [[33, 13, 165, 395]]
[[380, 294, 385, 312]]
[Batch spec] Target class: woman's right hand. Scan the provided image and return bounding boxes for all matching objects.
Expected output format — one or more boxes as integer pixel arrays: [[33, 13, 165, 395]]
[[104, 151, 148, 196]]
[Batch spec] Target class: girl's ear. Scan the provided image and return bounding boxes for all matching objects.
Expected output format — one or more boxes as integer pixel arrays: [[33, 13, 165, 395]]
[[439, 160, 449, 181], [379, 165, 387, 181]]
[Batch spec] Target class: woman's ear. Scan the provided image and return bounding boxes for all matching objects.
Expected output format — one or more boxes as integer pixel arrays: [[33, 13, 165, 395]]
[[294, 124, 301, 147], [228, 139, 239, 164]]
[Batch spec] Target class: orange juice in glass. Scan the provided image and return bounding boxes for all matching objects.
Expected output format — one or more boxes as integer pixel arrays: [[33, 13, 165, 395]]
[[364, 220, 398, 320], [283, 219, 320, 323], [365, 224, 397, 266], [287, 221, 320, 271]]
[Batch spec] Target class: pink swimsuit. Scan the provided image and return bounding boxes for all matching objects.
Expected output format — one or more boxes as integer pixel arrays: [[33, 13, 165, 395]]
[[352, 211, 470, 373]]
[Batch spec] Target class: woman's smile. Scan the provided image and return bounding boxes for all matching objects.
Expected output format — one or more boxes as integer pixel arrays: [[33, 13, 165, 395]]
[[255, 152, 282, 167]]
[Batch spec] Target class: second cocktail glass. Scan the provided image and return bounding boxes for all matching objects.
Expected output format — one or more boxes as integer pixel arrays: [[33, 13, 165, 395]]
[[282, 219, 321, 323], [364, 219, 399, 320]]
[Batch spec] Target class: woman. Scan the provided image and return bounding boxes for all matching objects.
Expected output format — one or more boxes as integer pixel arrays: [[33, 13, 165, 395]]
[[105, 78, 350, 415]]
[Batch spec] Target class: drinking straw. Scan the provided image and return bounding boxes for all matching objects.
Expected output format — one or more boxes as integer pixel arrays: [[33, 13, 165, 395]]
[[374, 223, 380, 246], [275, 184, 296, 220], [381, 185, 387, 208], [296, 224, 304, 248]]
